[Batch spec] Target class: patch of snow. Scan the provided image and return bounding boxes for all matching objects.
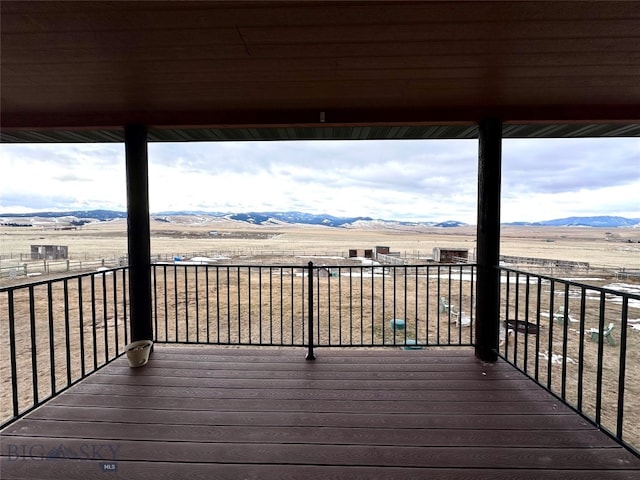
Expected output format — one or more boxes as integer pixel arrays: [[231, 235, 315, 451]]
[[96, 267, 113, 276], [603, 283, 640, 295], [538, 351, 577, 365], [606, 296, 640, 309], [189, 256, 229, 263], [559, 277, 606, 281], [355, 257, 380, 266]]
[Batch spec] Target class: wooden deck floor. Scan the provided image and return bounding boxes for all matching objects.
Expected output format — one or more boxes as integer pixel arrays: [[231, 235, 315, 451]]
[[2, 346, 640, 479]]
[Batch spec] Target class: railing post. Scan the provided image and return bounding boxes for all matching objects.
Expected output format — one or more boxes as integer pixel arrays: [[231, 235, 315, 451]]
[[306, 261, 316, 360]]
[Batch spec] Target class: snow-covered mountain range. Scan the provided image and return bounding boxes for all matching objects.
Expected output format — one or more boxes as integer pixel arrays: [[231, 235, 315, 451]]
[[1, 210, 638, 228]]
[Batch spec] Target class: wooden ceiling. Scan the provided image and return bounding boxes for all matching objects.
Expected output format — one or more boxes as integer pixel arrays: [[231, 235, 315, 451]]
[[2, 1, 639, 140]]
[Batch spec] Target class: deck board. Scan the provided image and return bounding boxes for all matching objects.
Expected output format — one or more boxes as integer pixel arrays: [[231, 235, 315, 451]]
[[2, 346, 639, 479]]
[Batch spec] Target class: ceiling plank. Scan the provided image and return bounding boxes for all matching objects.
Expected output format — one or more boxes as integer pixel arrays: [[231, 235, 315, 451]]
[[2, 0, 639, 135]]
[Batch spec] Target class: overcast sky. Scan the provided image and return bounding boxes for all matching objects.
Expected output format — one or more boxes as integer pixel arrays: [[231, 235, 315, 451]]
[[1, 138, 638, 224]]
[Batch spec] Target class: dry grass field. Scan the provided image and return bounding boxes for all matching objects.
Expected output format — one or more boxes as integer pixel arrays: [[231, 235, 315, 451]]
[[1, 218, 640, 450], [2, 217, 639, 271]]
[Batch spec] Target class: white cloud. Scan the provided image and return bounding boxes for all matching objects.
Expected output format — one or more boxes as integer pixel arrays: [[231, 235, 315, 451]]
[[1, 138, 638, 223], [0, 144, 126, 212]]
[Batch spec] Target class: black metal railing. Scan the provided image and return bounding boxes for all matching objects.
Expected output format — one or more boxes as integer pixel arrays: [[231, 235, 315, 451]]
[[3, 260, 638, 455], [499, 266, 640, 455], [151, 262, 476, 351], [0, 267, 129, 428]]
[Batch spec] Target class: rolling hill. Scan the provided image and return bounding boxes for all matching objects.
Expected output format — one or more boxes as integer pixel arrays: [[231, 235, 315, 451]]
[[1, 210, 638, 229]]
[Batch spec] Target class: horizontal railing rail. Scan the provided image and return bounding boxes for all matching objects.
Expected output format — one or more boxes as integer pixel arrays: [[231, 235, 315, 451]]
[[151, 262, 476, 350], [0, 267, 129, 428], [498, 266, 640, 455]]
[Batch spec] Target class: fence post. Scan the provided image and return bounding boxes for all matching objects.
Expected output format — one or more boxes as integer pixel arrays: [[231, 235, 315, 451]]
[[306, 261, 316, 360]]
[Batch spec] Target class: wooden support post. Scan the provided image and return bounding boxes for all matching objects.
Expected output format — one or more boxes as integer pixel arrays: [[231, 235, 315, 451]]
[[475, 118, 502, 362], [125, 124, 153, 343]]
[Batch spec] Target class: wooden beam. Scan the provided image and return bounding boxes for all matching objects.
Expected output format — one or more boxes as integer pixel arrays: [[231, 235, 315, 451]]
[[2, 105, 640, 132], [475, 118, 502, 362], [125, 124, 153, 343]]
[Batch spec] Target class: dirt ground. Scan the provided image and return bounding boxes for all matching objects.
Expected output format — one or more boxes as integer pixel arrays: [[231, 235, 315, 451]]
[[2, 217, 639, 270], [1, 219, 639, 449]]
